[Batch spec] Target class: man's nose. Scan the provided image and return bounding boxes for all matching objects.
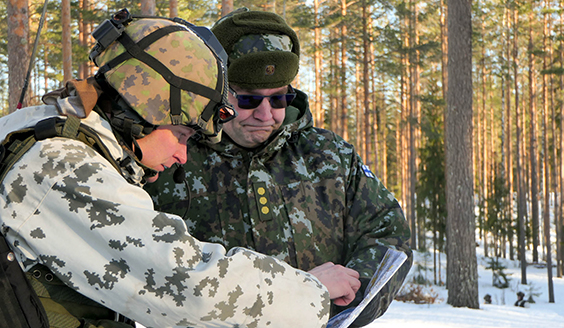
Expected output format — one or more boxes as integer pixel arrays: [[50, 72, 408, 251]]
[[176, 143, 188, 164], [253, 98, 274, 121]]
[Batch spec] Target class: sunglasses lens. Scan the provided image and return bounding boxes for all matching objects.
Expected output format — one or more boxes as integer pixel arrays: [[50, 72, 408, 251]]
[[237, 95, 263, 109], [232, 88, 296, 110], [270, 94, 296, 108]]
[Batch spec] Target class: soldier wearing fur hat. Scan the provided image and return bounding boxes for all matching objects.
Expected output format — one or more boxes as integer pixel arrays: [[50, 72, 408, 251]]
[[146, 7, 413, 327], [0, 9, 363, 328]]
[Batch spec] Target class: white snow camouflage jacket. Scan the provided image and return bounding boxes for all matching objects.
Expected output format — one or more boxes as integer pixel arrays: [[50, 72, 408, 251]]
[[0, 82, 330, 328]]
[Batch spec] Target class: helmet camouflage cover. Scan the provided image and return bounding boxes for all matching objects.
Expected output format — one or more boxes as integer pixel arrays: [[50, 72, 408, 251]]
[[93, 17, 229, 141]]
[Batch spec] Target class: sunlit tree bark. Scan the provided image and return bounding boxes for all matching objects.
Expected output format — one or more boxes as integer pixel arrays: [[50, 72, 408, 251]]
[[62, 0, 72, 82], [339, 0, 348, 141], [141, 0, 155, 15], [445, 0, 478, 309], [541, 0, 554, 302], [362, 0, 371, 166], [169, 0, 178, 17], [8, 0, 29, 112], [313, 0, 323, 128], [556, 1, 564, 277], [511, 7, 527, 285], [221, 0, 233, 17], [504, 6, 515, 261], [527, 10, 539, 264]]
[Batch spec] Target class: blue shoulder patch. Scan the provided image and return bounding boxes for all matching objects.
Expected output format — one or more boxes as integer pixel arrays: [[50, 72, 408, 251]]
[[362, 164, 375, 179]]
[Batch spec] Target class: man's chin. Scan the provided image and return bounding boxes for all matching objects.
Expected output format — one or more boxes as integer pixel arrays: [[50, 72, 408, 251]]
[[250, 131, 272, 142]]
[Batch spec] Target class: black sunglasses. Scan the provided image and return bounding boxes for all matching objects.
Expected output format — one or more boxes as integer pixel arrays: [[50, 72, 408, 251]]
[[229, 85, 297, 110]]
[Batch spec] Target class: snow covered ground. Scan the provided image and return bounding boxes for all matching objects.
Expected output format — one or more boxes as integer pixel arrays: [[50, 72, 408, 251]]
[[368, 244, 564, 328]]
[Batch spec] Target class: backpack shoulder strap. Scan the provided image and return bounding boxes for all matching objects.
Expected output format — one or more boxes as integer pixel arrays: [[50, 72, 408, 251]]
[[0, 127, 36, 185], [0, 232, 49, 328], [0, 115, 122, 185]]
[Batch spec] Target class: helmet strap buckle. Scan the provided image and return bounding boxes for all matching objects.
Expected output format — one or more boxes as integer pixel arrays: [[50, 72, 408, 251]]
[[171, 114, 182, 125]]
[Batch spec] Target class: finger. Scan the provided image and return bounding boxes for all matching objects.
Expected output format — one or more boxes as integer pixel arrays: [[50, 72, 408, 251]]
[[333, 297, 349, 307], [351, 277, 361, 293], [332, 264, 360, 279], [334, 286, 357, 306], [344, 267, 360, 279]]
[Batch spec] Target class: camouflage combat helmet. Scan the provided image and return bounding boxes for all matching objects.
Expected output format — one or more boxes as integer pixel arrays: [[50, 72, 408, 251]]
[[89, 8, 236, 143]]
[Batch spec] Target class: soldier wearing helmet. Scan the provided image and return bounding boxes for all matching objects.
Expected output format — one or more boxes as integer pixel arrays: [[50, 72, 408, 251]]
[[146, 7, 413, 327], [0, 9, 359, 328]]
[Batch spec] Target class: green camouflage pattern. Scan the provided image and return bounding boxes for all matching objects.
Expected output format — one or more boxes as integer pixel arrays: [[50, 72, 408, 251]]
[[0, 90, 331, 327], [146, 88, 413, 322], [230, 34, 293, 60], [95, 18, 219, 135]]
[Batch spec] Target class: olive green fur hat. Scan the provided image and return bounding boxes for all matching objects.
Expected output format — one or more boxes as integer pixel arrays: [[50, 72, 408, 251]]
[[211, 8, 300, 90]]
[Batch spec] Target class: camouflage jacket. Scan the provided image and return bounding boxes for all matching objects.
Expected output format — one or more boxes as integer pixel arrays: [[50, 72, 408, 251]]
[[146, 89, 413, 321], [0, 81, 330, 328]]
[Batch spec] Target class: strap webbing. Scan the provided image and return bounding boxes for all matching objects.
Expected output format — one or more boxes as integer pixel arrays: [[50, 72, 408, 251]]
[[118, 32, 221, 101], [0, 234, 49, 328]]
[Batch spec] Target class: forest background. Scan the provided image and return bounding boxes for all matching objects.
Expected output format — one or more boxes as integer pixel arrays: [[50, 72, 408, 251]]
[[1, 0, 562, 309]]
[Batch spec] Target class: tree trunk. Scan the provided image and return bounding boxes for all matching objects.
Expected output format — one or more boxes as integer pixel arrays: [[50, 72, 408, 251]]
[[169, 0, 178, 17], [221, 0, 233, 17], [445, 0, 478, 309], [7, 0, 29, 112], [556, 1, 564, 277], [340, 0, 348, 141], [410, 0, 422, 251], [500, 68, 507, 259], [400, 11, 414, 249], [550, 43, 561, 278], [504, 7, 515, 261], [62, 0, 72, 83], [541, 1, 554, 302], [477, 19, 487, 256], [362, 0, 372, 167], [355, 57, 362, 152], [330, 28, 339, 133], [512, 7, 527, 285], [374, 57, 385, 183], [440, 0, 448, 103], [313, 0, 323, 128], [528, 13, 540, 264], [79, 0, 91, 80], [141, 0, 156, 15]]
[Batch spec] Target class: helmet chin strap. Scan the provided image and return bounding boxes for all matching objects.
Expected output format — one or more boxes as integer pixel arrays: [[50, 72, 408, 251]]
[[125, 123, 160, 183], [116, 138, 159, 183]]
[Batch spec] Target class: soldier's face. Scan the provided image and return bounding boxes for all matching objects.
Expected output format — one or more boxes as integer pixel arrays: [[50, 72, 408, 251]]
[[224, 85, 288, 148], [137, 125, 195, 183]]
